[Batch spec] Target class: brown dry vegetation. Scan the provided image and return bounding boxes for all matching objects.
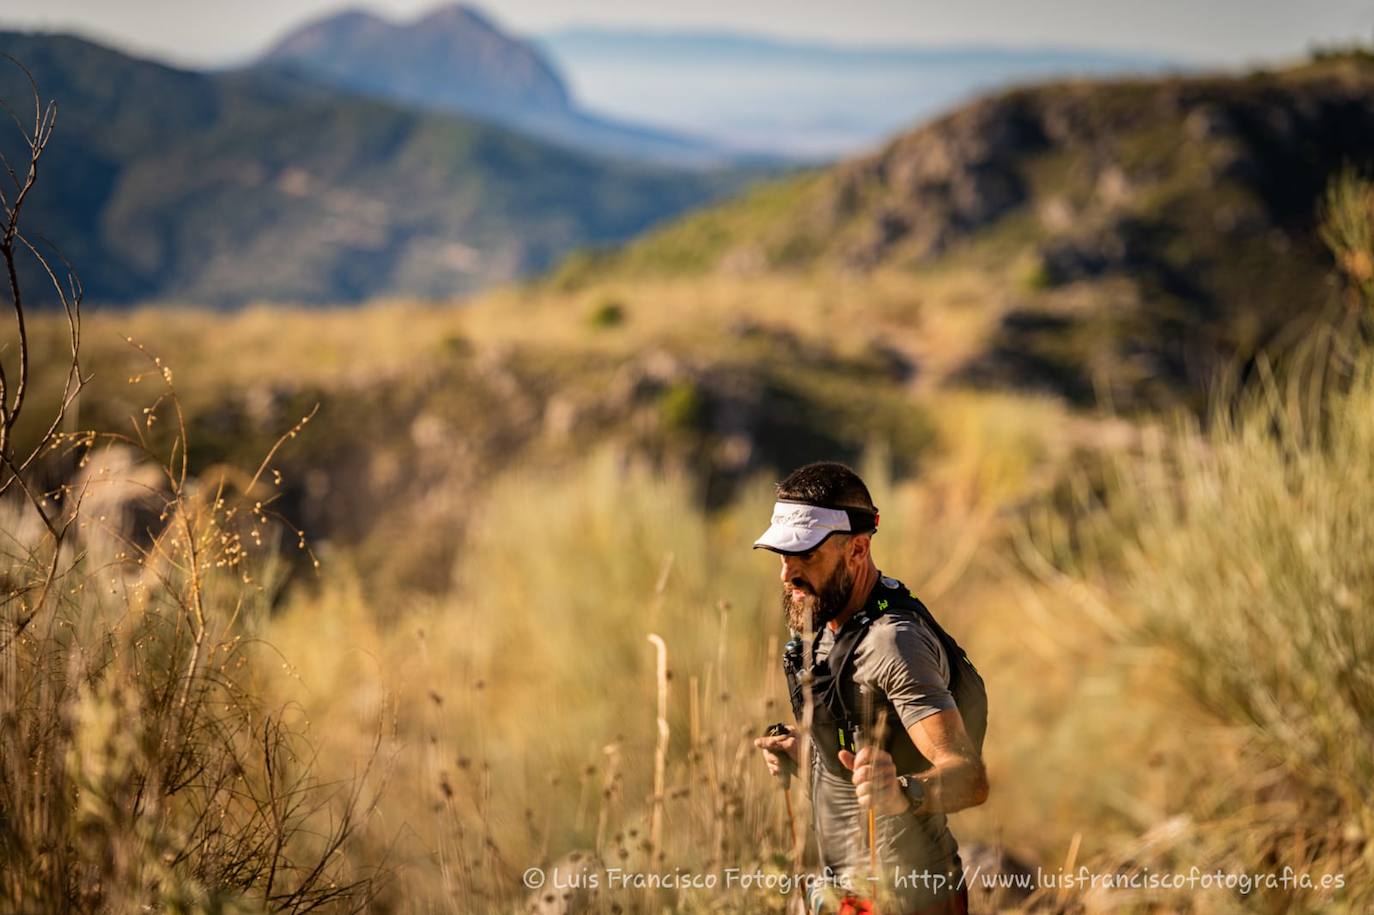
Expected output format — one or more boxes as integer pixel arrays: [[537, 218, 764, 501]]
[[12, 236, 1373, 913]]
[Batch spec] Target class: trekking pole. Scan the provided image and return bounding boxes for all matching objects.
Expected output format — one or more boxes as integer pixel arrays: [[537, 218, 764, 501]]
[[763, 722, 799, 852], [862, 706, 891, 879]]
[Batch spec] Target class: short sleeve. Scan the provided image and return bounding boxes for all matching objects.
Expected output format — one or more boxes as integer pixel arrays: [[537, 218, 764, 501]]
[[857, 617, 956, 731]]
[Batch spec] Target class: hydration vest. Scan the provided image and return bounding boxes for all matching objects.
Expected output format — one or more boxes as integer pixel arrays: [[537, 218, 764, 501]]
[[782, 574, 987, 778]]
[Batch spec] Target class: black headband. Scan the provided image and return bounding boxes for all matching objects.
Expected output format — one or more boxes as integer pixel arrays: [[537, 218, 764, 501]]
[[774, 499, 879, 534]]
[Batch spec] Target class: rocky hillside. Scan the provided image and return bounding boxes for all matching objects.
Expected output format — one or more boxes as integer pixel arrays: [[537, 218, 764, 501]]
[[559, 56, 1374, 411], [0, 31, 752, 305], [257, 4, 725, 165]]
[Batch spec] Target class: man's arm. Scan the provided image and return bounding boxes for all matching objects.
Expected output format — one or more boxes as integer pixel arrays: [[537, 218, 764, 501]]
[[842, 707, 988, 817]]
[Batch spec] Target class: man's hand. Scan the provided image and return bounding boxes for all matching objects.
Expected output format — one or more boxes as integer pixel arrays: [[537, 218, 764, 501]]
[[753, 728, 799, 780], [839, 746, 909, 817]]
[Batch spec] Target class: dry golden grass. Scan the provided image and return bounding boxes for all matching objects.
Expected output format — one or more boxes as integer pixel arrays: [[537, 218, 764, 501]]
[[251, 376, 1373, 913], [42, 262, 1012, 420], [8, 168, 1372, 915], [244, 423, 1192, 913], [13, 319, 1367, 912]]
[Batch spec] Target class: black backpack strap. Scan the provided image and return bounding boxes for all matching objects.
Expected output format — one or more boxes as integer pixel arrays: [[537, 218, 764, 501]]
[[781, 612, 882, 722], [780, 585, 891, 727], [896, 593, 968, 694], [820, 605, 886, 724]]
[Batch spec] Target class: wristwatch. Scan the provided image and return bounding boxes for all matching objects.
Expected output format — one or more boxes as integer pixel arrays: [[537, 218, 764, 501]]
[[896, 774, 926, 813]]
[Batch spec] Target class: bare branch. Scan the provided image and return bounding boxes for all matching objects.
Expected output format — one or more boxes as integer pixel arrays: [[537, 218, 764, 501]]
[[1, 55, 67, 493]]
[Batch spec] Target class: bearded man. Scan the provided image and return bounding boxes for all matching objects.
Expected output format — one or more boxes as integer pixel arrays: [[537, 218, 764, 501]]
[[752, 461, 988, 915]]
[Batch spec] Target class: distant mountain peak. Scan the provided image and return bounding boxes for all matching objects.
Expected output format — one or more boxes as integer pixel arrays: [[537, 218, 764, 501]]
[[0, 28, 747, 305], [254, 5, 726, 166], [302, 6, 385, 29], [416, 3, 497, 31], [262, 3, 571, 117], [266, 7, 388, 53]]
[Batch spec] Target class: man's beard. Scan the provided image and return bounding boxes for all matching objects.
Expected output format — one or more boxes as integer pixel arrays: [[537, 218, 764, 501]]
[[782, 561, 854, 633]]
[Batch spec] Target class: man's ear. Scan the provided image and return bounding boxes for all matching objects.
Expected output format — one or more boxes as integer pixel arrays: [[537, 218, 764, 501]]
[[849, 533, 870, 563]]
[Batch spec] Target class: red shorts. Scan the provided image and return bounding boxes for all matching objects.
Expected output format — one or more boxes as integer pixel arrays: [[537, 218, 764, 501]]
[[837, 887, 969, 915]]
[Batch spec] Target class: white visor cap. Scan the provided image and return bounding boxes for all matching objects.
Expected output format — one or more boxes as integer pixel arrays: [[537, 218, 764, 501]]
[[753, 501, 877, 555]]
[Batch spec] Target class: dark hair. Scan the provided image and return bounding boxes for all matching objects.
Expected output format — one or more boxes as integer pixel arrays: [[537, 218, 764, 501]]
[[775, 461, 875, 511]]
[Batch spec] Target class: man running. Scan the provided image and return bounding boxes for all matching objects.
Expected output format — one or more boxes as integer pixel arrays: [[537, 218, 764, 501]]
[[753, 461, 988, 915]]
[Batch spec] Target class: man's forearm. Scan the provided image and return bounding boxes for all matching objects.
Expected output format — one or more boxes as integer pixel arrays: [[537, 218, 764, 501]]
[[907, 757, 988, 815]]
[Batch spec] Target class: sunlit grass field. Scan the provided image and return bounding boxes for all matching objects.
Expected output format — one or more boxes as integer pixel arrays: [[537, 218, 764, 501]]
[[256, 344, 1374, 912], [4, 176, 1373, 913]]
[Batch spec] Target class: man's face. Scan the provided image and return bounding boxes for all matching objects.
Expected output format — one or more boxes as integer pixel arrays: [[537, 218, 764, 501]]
[[779, 535, 855, 633]]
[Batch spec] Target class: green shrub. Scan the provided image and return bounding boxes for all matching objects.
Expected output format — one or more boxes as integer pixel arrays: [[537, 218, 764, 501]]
[[441, 332, 473, 356], [1015, 249, 1055, 292], [657, 380, 704, 432], [587, 297, 626, 329]]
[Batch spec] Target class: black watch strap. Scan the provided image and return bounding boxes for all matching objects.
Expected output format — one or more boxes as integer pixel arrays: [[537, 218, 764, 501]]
[[896, 774, 926, 812]]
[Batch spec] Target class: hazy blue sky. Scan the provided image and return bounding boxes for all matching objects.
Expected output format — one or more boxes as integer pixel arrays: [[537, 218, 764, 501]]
[[2, 0, 1371, 67]]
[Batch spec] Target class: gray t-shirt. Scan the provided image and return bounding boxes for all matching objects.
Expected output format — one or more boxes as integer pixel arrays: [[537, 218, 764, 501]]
[[808, 604, 961, 906]]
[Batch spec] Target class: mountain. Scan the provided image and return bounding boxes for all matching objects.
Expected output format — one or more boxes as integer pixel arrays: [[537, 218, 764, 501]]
[[263, 6, 569, 118], [256, 5, 728, 166], [537, 28, 1179, 157], [550, 55, 1374, 413], [0, 31, 754, 306]]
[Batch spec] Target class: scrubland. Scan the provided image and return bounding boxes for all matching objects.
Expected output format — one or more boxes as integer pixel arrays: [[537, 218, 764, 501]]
[[3, 170, 1372, 915]]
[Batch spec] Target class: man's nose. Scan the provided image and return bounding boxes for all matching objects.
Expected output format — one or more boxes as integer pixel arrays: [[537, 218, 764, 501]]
[[779, 555, 802, 583]]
